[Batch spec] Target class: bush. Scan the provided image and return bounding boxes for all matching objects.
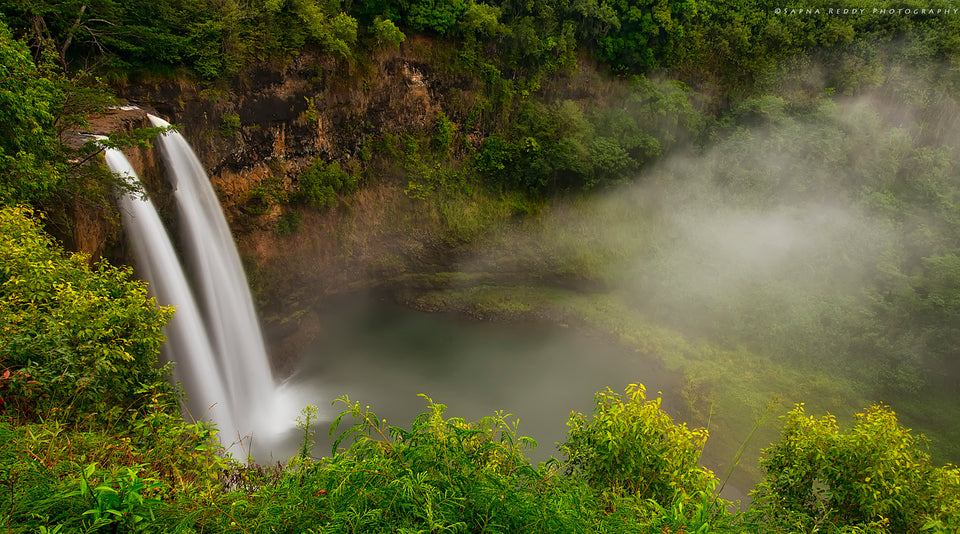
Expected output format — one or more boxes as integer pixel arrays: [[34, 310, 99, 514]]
[[751, 404, 960, 533], [295, 159, 358, 211], [432, 111, 456, 156], [197, 395, 599, 532], [219, 111, 241, 137], [0, 412, 228, 532], [560, 383, 716, 506], [0, 206, 174, 424]]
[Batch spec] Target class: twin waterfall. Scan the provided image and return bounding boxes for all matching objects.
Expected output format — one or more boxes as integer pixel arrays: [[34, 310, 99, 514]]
[[104, 116, 295, 459]]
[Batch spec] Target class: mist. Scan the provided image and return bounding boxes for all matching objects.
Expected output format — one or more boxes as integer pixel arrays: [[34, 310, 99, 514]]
[[439, 80, 960, 478], [268, 63, 960, 493]]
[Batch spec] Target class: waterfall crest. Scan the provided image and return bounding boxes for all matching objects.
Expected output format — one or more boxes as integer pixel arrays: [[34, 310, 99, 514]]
[[103, 147, 238, 442]]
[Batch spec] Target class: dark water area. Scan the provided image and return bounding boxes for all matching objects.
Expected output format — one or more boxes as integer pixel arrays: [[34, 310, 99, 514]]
[[273, 296, 685, 465]]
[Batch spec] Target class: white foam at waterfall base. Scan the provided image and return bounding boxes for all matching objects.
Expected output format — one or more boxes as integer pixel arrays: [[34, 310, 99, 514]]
[[146, 115, 310, 461], [103, 147, 238, 443]]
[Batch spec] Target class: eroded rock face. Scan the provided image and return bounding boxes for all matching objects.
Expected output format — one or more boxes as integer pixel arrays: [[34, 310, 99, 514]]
[[117, 38, 461, 228], [109, 38, 473, 369], [62, 107, 163, 265]]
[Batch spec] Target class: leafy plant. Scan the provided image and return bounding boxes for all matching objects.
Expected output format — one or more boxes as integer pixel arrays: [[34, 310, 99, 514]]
[[219, 112, 241, 137], [0, 21, 64, 205], [296, 159, 358, 211], [432, 111, 456, 156], [64, 463, 162, 533], [0, 205, 174, 424], [751, 404, 960, 533], [560, 383, 716, 508], [372, 16, 405, 48]]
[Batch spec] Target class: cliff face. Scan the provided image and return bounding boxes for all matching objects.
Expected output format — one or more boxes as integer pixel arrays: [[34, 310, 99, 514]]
[[109, 38, 470, 367], [62, 107, 164, 265], [119, 38, 460, 223]]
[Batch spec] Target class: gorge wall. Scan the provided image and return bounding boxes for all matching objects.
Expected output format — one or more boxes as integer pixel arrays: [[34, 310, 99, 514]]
[[81, 36, 614, 371], [106, 38, 483, 370]]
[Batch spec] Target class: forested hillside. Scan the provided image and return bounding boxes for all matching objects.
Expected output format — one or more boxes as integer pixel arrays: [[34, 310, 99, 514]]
[[1, 0, 960, 532]]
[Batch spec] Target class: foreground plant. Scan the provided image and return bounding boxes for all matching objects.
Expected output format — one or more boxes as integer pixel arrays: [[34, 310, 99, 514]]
[[750, 404, 960, 533], [0, 205, 174, 425]]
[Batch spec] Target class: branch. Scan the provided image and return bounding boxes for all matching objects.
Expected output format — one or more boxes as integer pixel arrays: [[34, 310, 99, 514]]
[[30, 13, 57, 63], [59, 5, 89, 68]]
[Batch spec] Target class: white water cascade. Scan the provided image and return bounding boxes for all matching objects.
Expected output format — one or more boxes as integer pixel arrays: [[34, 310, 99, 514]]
[[103, 147, 238, 441], [146, 115, 281, 451], [105, 118, 309, 461]]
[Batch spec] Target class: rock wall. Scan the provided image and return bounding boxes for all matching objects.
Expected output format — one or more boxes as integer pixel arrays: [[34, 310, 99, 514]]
[[63, 107, 164, 265], [109, 38, 473, 368], [118, 37, 467, 227]]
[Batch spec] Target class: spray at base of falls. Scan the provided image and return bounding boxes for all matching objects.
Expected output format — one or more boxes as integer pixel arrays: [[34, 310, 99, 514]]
[[106, 123, 313, 462]]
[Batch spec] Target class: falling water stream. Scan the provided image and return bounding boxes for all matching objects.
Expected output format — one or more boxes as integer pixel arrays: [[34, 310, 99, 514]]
[[107, 120, 302, 460], [147, 115, 278, 448], [103, 146, 237, 442]]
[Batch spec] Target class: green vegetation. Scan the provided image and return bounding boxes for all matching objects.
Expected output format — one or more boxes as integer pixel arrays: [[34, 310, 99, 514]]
[[0, 21, 62, 204], [296, 158, 360, 211], [752, 404, 960, 533], [0, 205, 173, 424], [4, 364, 957, 532], [2, 0, 960, 532], [561, 383, 715, 508], [219, 111, 241, 137]]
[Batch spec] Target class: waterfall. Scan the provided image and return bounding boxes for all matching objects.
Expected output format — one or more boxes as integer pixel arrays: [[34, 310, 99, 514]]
[[106, 118, 308, 461], [103, 147, 238, 442], [146, 115, 278, 450]]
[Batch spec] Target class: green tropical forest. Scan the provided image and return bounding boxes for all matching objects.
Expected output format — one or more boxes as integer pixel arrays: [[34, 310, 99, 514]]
[[1, 0, 960, 531]]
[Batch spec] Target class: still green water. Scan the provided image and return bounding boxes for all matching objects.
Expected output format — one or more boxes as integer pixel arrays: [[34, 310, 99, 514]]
[[282, 297, 682, 464]]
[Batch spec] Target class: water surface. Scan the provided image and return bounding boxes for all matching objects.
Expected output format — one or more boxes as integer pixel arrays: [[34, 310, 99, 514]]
[[271, 297, 683, 464]]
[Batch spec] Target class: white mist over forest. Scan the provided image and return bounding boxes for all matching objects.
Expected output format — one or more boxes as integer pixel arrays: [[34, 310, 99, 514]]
[[272, 80, 960, 495], [420, 78, 960, 479]]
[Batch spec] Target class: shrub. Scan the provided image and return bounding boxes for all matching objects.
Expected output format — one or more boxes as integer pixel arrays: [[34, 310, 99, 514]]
[[295, 159, 358, 211], [219, 112, 241, 137], [432, 111, 456, 156], [560, 383, 716, 506], [203, 395, 598, 532], [0, 206, 174, 424], [751, 404, 960, 533], [473, 136, 516, 178], [276, 209, 302, 235]]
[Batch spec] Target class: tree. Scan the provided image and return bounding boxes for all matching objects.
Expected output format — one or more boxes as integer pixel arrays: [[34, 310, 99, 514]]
[[0, 0, 123, 71], [372, 16, 405, 48], [0, 19, 64, 205], [403, 0, 467, 35]]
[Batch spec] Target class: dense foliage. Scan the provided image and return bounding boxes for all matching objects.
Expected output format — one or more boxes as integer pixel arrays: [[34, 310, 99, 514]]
[[3, 379, 957, 532], [561, 383, 715, 507], [752, 404, 960, 533], [0, 21, 63, 203], [0, 205, 175, 424], [1, 0, 960, 532]]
